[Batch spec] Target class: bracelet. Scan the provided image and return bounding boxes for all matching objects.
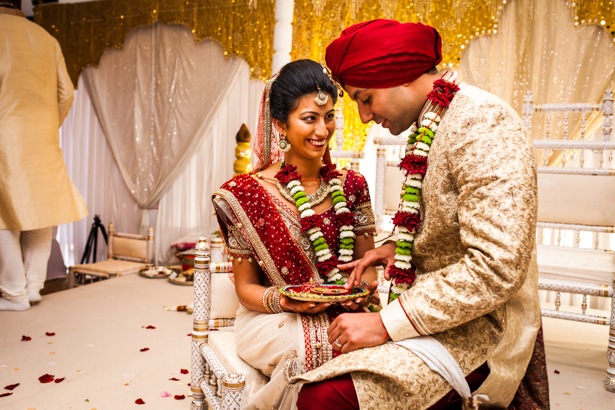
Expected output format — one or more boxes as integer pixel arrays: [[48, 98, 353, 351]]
[[262, 286, 284, 314]]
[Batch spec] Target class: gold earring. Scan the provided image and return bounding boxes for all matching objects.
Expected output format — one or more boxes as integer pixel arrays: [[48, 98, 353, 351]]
[[278, 133, 291, 153]]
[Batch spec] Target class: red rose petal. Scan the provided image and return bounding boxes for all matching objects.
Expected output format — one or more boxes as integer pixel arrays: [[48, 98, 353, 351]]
[[4, 383, 19, 390], [187, 383, 191, 386], [554, 369, 560, 374], [187, 333, 191, 336], [140, 348, 149, 352], [179, 369, 189, 374], [135, 398, 145, 404], [174, 395, 185, 400], [54, 377, 65, 383], [0, 392, 12, 398], [21, 335, 31, 341], [169, 378, 179, 381], [145, 325, 156, 329], [45, 332, 56, 336], [38, 374, 55, 383]]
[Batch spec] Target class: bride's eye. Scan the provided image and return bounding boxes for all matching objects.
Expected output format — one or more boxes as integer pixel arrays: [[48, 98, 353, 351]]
[[302, 115, 316, 122]]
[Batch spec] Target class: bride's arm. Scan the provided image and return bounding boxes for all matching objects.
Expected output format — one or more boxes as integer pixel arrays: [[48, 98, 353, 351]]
[[233, 258, 332, 315]]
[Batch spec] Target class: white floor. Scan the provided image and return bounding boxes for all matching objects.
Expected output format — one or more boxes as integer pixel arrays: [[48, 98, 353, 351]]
[[0, 275, 613, 409]]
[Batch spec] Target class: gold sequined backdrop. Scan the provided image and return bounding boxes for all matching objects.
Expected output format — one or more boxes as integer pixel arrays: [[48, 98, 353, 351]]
[[35, 0, 615, 149]]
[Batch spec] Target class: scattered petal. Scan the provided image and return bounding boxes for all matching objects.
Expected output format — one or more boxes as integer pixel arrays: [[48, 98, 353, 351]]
[[169, 378, 180, 381], [554, 369, 560, 374], [21, 335, 31, 341], [122, 373, 135, 378], [49, 352, 57, 355], [135, 398, 145, 404], [180, 369, 189, 374], [54, 377, 65, 383], [39, 374, 55, 383], [145, 325, 156, 329], [4, 383, 19, 390], [125, 383, 129, 386], [45, 332, 55, 337], [140, 348, 149, 352], [48, 342, 53, 344], [160, 391, 172, 398], [14, 368, 18, 370], [174, 395, 185, 400], [563, 392, 570, 395], [0, 365, 6, 368], [576, 386, 586, 389], [49, 362, 55, 365], [187, 383, 191, 386], [0, 392, 13, 398], [87, 344, 94, 347], [179, 382, 184, 386], [187, 333, 192, 336], [85, 399, 89, 402]]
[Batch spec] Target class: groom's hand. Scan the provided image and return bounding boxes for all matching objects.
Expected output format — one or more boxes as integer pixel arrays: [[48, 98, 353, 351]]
[[328, 312, 390, 354], [338, 241, 397, 289], [339, 280, 378, 311]]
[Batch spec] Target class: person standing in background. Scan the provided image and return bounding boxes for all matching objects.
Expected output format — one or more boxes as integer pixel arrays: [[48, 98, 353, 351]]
[[0, 0, 88, 311]]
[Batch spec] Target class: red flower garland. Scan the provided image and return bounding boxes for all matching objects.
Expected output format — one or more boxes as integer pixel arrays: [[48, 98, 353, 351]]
[[388, 265, 417, 285], [300, 215, 321, 232], [427, 79, 460, 108], [399, 155, 428, 176], [335, 212, 355, 227], [316, 257, 339, 274], [320, 163, 342, 180], [275, 164, 302, 185], [392, 213, 422, 231]]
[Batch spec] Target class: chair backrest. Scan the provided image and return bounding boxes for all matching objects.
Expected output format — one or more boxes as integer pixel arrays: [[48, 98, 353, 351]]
[[107, 222, 154, 263]]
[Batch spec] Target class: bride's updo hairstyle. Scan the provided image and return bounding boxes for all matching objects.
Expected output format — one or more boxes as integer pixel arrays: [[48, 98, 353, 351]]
[[270, 59, 338, 124]]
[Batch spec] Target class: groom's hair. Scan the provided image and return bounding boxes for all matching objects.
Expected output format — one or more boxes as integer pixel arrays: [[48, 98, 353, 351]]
[[271, 59, 339, 125]]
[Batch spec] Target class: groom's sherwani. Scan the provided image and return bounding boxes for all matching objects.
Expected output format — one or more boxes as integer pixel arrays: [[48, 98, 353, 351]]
[[294, 83, 540, 409]]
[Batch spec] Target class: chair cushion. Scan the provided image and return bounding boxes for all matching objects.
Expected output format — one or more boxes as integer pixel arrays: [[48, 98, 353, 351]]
[[537, 245, 615, 284], [208, 329, 268, 395], [71, 259, 146, 277], [211, 273, 240, 319], [384, 166, 405, 213]]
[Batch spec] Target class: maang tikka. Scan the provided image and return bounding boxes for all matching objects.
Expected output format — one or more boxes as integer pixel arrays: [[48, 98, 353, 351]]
[[315, 83, 329, 106]]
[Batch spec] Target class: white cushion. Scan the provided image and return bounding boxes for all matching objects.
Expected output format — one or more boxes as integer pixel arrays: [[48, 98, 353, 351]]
[[537, 173, 615, 226], [71, 259, 146, 277], [211, 273, 240, 319], [537, 245, 615, 284], [208, 330, 268, 396], [384, 166, 405, 212]]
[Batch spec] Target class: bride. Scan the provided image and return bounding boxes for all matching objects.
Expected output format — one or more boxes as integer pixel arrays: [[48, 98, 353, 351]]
[[212, 59, 379, 409]]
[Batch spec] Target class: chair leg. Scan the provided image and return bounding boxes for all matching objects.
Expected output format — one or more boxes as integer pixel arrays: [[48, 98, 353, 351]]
[[606, 281, 615, 392], [221, 374, 245, 410]]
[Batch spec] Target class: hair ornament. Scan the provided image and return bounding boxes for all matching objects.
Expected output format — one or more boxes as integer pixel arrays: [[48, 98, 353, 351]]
[[315, 84, 329, 106]]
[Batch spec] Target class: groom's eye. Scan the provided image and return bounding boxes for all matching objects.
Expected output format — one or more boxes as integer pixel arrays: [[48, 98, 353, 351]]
[[361, 96, 371, 105]]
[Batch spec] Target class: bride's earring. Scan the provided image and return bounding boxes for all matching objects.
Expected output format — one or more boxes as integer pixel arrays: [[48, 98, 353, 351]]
[[278, 133, 291, 153]]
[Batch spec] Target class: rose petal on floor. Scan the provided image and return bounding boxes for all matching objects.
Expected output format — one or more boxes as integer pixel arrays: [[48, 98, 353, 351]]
[[169, 378, 179, 381], [54, 377, 65, 383], [4, 383, 19, 390], [179, 369, 189, 374], [135, 398, 145, 404], [145, 325, 156, 329], [174, 395, 185, 400], [45, 332, 56, 337], [38, 374, 54, 383], [140, 348, 149, 352], [160, 391, 172, 398], [0, 392, 13, 398], [21, 335, 31, 341]]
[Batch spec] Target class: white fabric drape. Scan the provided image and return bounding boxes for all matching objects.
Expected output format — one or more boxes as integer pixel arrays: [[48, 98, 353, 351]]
[[58, 77, 141, 266], [82, 23, 243, 233], [155, 63, 265, 263]]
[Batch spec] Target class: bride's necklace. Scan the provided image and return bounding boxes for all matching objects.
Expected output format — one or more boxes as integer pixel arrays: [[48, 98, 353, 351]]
[[275, 162, 356, 284], [276, 179, 330, 206], [388, 71, 460, 303]]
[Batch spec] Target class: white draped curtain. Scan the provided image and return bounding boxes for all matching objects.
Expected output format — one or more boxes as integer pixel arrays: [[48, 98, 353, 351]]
[[58, 23, 264, 265], [82, 23, 244, 234]]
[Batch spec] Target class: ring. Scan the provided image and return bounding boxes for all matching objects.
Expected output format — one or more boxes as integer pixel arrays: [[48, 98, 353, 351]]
[[334, 338, 342, 348]]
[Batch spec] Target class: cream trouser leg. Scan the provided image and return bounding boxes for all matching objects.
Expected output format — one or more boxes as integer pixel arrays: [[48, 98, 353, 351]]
[[0, 227, 52, 303]]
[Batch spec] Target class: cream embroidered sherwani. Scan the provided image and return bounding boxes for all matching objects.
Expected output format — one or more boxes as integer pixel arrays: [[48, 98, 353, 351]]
[[293, 83, 540, 409], [0, 11, 87, 231]]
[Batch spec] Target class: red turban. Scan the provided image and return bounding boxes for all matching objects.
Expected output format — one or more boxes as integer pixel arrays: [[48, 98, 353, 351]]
[[325, 19, 442, 90]]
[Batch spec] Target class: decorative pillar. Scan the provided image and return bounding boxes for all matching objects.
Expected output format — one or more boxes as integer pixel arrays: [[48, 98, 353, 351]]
[[272, 0, 295, 73], [191, 238, 211, 409], [606, 278, 615, 392]]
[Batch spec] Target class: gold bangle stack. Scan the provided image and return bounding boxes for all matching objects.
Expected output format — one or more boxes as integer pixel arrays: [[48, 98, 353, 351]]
[[262, 286, 284, 314]]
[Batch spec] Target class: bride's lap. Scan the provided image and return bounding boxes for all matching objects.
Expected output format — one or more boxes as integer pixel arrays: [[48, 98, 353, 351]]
[[234, 304, 302, 377]]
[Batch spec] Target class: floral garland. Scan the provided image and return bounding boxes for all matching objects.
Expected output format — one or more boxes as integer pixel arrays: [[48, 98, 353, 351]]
[[275, 163, 355, 285], [389, 73, 460, 302]]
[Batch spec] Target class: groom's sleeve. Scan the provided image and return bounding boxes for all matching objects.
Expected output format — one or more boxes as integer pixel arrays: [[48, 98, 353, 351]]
[[380, 99, 537, 341]]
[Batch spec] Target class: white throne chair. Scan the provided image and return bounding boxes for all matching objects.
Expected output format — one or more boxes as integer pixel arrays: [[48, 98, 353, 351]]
[[525, 89, 615, 392]]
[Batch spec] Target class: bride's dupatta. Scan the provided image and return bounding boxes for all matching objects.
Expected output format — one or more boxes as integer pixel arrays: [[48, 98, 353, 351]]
[[214, 174, 323, 287]]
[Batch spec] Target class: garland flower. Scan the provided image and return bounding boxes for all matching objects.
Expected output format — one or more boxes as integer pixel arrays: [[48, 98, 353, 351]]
[[389, 73, 460, 302], [275, 163, 355, 285]]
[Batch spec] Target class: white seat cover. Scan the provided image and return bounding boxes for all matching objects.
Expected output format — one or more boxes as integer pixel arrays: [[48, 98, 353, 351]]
[[211, 273, 240, 319], [208, 329, 268, 398], [537, 245, 615, 284]]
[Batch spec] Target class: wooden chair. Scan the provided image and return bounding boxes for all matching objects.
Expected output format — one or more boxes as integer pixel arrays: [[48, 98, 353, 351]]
[[69, 222, 154, 284], [525, 89, 615, 392]]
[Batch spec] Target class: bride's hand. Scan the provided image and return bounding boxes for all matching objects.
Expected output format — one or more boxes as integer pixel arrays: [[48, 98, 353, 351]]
[[280, 296, 331, 315], [339, 280, 378, 311]]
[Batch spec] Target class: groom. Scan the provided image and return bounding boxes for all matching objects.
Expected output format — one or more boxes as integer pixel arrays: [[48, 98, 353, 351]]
[[294, 20, 548, 410]]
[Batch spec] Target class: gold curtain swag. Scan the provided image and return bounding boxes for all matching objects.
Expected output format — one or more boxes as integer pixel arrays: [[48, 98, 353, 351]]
[[34, 0, 275, 87]]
